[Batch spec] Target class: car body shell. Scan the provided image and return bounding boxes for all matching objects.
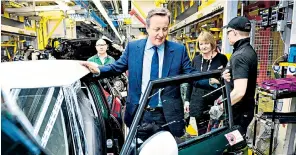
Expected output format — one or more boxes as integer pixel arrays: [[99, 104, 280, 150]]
[[1, 60, 124, 155]]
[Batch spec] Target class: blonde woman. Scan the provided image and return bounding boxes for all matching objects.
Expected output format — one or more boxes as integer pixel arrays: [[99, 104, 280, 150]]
[[185, 31, 228, 135]]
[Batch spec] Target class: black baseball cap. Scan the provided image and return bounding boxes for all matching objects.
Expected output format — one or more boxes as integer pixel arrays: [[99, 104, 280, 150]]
[[222, 16, 251, 32]]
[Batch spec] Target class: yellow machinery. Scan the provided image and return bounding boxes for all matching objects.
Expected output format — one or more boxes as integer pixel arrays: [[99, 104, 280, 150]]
[[154, 0, 167, 7], [3, 1, 25, 22], [37, 11, 66, 50], [131, 1, 147, 19], [1, 36, 26, 61], [198, 0, 216, 11], [175, 13, 223, 61], [185, 39, 199, 61], [1, 38, 18, 61], [175, 33, 199, 61], [2, 2, 68, 50]]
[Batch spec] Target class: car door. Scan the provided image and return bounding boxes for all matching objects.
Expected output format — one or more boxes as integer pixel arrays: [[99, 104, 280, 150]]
[[178, 126, 244, 155], [120, 70, 246, 155]]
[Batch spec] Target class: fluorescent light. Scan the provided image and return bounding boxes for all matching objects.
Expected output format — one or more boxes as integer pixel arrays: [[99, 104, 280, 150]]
[[84, 21, 91, 24], [56, 1, 70, 11], [67, 10, 76, 14], [122, 0, 128, 15]]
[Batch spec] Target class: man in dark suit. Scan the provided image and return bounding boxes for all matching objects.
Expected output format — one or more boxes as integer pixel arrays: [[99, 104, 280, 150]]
[[81, 8, 193, 138]]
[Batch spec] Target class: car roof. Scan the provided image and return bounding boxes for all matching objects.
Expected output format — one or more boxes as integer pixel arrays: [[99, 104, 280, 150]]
[[0, 60, 90, 89]]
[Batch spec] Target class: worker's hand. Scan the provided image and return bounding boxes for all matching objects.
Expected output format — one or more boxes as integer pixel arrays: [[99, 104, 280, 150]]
[[209, 78, 220, 85], [80, 61, 100, 74], [214, 96, 224, 110], [209, 105, 223, 120], [222, 69, 231, 82], [214, 95, 222, 105], [184, 101, 190, 113]]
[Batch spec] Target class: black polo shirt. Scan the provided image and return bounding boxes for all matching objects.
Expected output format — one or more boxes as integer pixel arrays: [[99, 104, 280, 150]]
[[227, 38, 258, 111]]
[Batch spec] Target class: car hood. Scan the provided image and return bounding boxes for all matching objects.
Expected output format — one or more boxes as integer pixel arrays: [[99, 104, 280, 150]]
[[0, 60, 90, 89]]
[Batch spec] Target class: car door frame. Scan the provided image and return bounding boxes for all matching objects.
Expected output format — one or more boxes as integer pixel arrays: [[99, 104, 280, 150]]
[[120, 70, 236, 155]]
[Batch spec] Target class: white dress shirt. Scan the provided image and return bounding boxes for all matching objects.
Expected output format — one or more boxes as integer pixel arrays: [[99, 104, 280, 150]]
[[141, 39, 164, 107]]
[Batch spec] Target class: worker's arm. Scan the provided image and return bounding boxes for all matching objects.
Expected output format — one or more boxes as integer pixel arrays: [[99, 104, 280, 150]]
[[231, 78, 248, 105], [228, 53, 251, 105]]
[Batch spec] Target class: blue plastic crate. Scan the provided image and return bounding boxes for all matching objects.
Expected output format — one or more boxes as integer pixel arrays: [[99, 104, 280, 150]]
[[288, 45, 296, 63]]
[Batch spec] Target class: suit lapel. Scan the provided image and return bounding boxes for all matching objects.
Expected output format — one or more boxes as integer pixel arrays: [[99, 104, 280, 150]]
[[136, 39, 147, 88], [162, 41, 174, 78]]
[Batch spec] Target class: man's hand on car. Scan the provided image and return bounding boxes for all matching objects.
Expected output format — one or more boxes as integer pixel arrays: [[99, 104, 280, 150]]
[[80, 61, 100, 74]]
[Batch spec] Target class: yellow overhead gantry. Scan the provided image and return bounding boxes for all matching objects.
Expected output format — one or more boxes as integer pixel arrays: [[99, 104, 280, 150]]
[[3, 1, 76, 50], [37, 11, 65, 50], [185, 39, 199, 61], [1, 36, 26, 61], [168, 0, 225, 61], [131, 0, 147, 19]]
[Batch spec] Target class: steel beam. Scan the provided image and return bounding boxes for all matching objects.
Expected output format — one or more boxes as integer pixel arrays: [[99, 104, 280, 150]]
[[5, 5, 82, 13], [91, 0, 122, 43], [181, 1, 184, 13], [113, 0, 119, 14], [8, 1, 22, 8], [122, 0, 129, 15], [281, 1, 293, 54], [174, 1, 177, 20], [1, 24, 37, 36], [130, 9, 146, 26], [42, 17, 48, 48], [280, 1, 296, 154], [46, 17, 64, 42], [221, 0, 238, 54], [131, 1, 147, 19], [16, 0, 55, 1], [39, 11, 64, 17], [37, 20, 44, 49], [289, 0, 296, 44], [190, 0, 194, 7], [170, 1, 224, 33], [13, 12, 38, 16]]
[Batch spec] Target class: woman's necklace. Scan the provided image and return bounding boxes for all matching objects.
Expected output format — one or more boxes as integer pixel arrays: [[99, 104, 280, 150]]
[[200, 51, 213, 71]]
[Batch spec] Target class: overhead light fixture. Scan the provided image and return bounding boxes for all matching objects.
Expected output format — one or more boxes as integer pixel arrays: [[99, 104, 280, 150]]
[[69, 14, 86, 21], [56, 1, 69, 11], [84, 20, 91, 24], [91, 19, 100, 26], [93, 25, 102, 30], [67, 10, 76, 14]]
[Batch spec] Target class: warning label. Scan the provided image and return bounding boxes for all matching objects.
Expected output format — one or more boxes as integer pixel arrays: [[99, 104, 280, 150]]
[[225, 130, 244, 146]]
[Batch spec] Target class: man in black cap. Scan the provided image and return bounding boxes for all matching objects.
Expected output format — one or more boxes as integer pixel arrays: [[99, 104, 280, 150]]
[[222, 16, 258, 135]]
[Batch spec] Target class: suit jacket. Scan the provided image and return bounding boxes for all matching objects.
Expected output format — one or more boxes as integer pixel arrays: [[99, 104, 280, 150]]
[[99, 38, 193, 137]]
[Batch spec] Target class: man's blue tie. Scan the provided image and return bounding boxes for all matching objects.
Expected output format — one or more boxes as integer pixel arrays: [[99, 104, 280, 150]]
[[149, 46, 159, 108]]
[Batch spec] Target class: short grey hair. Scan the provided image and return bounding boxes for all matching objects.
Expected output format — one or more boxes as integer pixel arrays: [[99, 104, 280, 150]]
[[146, 8, 171, 28], [237, 30, 250, 37], [96, 38, 107, 46]]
